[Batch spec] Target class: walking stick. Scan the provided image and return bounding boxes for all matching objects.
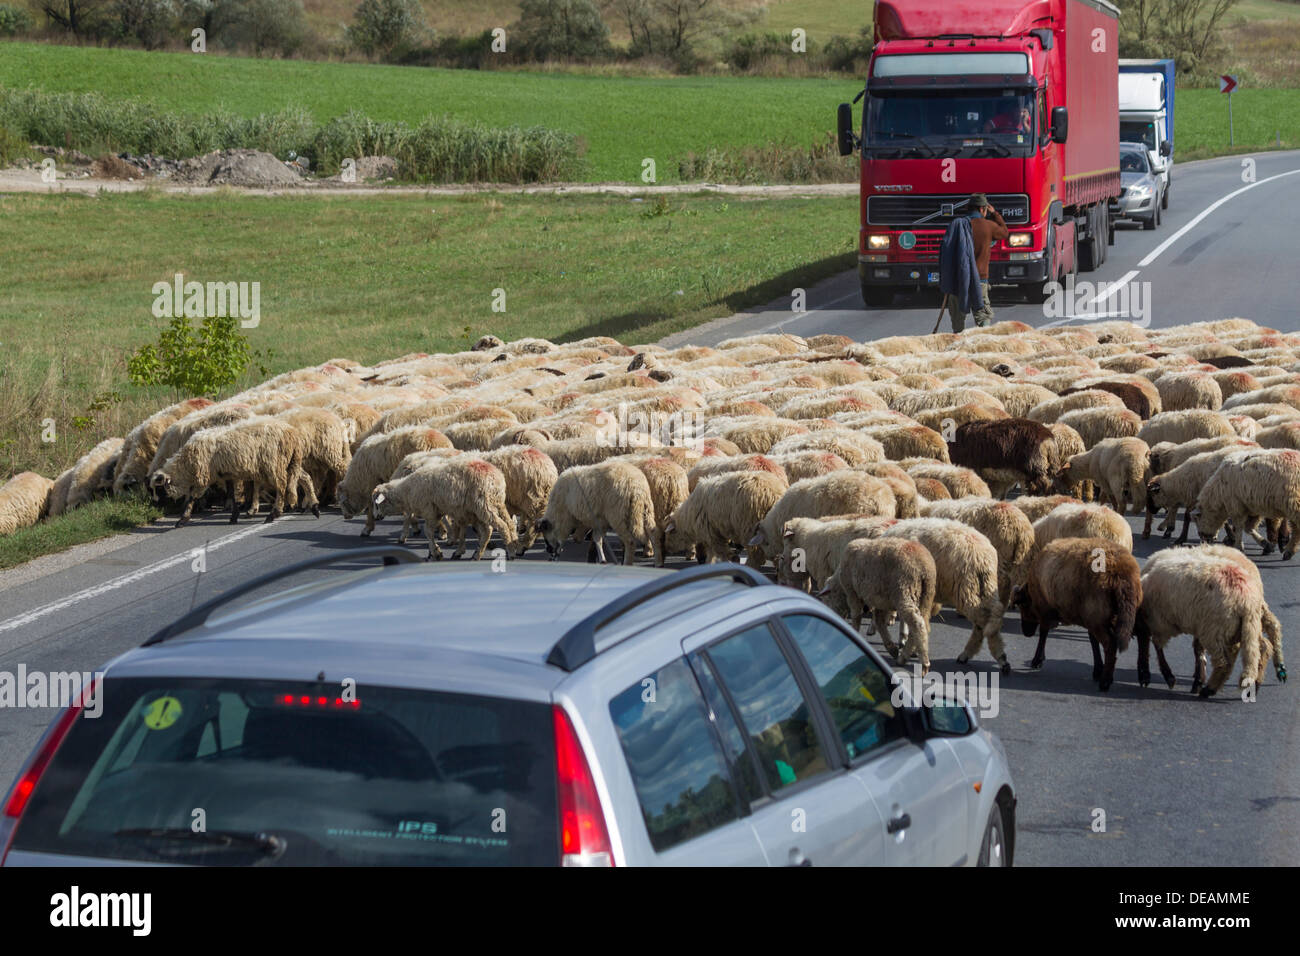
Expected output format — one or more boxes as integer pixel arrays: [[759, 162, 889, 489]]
[[931, 297, 948, 335]]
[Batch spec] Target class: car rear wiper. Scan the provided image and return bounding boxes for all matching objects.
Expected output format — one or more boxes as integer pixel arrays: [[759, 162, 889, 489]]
[[114, 827, 287, 858]]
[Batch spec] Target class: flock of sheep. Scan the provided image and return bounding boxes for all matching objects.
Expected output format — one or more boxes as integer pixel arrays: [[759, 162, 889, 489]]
[[2, 316, 1298, 698]]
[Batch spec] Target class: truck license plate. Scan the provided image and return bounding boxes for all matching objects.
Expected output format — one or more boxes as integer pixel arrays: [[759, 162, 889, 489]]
[[928, 272, 940, 283]]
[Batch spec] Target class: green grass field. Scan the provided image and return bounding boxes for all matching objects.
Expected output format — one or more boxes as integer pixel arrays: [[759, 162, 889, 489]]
[[0, 189, 857, 482], [4, 41, 1297, 182], [0, 41, 855, 182]]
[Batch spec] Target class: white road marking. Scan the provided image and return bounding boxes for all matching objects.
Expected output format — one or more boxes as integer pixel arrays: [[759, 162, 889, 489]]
[[760, 288, 863, 331], [0, 522, 271, 634], [1137, 168, 1300, 268], [1087, 270, 1141, 307]]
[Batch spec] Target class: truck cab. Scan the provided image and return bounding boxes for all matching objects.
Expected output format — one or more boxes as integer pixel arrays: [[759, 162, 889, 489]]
[[837, 0, 1121, 309]]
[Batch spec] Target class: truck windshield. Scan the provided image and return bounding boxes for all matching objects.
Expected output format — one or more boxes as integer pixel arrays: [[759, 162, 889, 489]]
[[1120, 121, 1157, 151], [867, 91, 1036, 157]]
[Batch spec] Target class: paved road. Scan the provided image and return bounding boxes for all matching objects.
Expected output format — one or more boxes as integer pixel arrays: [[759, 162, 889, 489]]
[[3, 150, 1298, 866]]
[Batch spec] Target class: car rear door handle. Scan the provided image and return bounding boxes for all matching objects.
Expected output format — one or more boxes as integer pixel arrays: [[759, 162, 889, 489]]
[[887, 812, 912, 834]]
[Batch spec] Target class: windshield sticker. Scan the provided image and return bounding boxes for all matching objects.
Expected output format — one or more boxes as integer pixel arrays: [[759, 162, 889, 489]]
[[141, 696, 182, 730]]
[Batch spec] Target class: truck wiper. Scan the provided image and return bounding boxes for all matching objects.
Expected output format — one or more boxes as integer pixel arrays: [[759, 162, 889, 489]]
[[115, 827, 287, 858], [868, 130, 936, 157]]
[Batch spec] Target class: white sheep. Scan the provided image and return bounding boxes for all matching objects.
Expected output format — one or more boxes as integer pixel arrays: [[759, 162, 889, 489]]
[[338, 426, 453, 535], [1033, 503, 1133, 553], [750, 470, 897, 566], [538, 459, 656, 564], [821, 537, 938, 671], [372, 457, 517, 561], [920, 497, 1035, 603], [0, 471, 55, 536], [1196, 449, 1300, 558], [1061, 437, 1150, 515], [1136, 547, 1282, 697], [666, 470, 788, 564]]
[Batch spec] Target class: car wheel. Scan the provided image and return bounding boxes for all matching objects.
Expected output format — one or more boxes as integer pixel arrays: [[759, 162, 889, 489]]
[[1162, 184, 1169, 210], [977, 805, 1008, 867], [1143, 208, 1158, 231]]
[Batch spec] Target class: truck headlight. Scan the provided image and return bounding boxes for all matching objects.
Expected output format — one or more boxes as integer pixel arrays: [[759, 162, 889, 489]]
[[1008, 233, 1033, 247], [867, 235, 891, 250]]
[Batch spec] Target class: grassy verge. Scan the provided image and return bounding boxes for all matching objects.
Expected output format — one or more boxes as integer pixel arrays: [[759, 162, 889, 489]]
[[0, 495, 161, 571], [0, 188, 857, 480], [0, 41, 856, 182]]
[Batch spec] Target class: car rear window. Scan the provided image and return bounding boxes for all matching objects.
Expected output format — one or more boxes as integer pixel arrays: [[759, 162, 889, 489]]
[[11, 678, 558, 866]]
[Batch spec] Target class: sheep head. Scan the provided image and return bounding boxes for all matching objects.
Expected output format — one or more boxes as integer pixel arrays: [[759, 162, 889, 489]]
[[535, 517, 563, 560]]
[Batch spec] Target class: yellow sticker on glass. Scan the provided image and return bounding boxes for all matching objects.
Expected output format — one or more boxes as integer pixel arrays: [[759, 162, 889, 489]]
[[142, 696, 182, 730]]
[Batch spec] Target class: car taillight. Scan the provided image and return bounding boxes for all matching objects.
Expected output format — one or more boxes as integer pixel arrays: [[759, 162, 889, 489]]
[[552, 705, 613, 867], [0, 678, 97, 865]]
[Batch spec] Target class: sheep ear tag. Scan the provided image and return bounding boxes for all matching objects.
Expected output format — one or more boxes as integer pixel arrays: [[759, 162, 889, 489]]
[[374, 493, 386, 505]]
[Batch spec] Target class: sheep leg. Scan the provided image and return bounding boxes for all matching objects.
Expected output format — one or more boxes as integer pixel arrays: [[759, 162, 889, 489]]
[[899, 607, 930, 674], [424, 512, 443, 561], [1175, 504, 1194, 545], [1190, 638, 1207, 695], [1029, 618, 1053, 670], [1200, 643, 1240, 699], [591, 525, 609, 564], [175, 495, 195, 528], [872, 609, 900, 659], [229, 479, 240, 524], [1153, 642, 1177, 689], [450, 520, 471, 559], [1086, 632, 1105, 686], [979, 598, 1010, 675], [1095, 631, 1118, 692], [362, 503, 376, 536], [653, 529, 667, 568], [265, 482, 284, 523]]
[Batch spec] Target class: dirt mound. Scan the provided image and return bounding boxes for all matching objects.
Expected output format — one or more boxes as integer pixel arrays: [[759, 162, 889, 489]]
[[92, 154, 145, 180], [172, 149, 302, 187], [355, 156, 399, 181]]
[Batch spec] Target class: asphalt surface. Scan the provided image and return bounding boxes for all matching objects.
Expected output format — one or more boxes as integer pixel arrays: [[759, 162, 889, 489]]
[[3, 150, 1299, 866]]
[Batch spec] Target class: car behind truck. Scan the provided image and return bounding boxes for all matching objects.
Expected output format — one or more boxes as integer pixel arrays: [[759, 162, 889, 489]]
[[1119, 58, 1175, 209], [837, 0, 1122, 307]]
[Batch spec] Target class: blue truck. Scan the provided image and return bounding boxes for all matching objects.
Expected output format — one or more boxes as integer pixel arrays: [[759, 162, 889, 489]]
[[1118, 59, 1175, 209]]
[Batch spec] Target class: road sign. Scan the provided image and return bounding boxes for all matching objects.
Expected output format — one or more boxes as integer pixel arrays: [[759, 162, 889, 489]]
[[1220, 76, 1240, 145]]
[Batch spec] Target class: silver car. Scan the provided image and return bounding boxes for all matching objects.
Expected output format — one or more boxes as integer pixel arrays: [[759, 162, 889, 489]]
[[1, 550, 1016, 867], [1111, 141, 1164, 230]]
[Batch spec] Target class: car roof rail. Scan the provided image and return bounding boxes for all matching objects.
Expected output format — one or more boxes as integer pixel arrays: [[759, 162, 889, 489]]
[[546, 563, 771, 672], [142, 546, 421, 646]]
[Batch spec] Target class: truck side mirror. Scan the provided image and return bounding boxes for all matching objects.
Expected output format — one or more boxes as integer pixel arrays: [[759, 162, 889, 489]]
[[1160, 140, 1172, 157], [837, 103, 856, 156], [1050, 106, 1069, 144]]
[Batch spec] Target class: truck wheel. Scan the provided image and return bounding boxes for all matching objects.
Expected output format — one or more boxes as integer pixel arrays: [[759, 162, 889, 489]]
[[1098, 206, 1109, 265], [861, 284, 896, 308]]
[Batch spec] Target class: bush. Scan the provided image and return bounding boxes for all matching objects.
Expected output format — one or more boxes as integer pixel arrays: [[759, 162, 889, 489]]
[[225, 0, 307, 56], [127, 314, 269, 397], [512, 0, 611, 62], [110, 0, 179, 49], [723, 32, 790, 71], [0, 2, 34, 35], [0, 125, 29, 165], [346, 0, 426, 59], [821, 28, 873, 74]]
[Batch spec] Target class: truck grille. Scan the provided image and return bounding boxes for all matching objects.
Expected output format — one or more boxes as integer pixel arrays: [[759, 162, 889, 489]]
[[867, 193, 1031, 227]]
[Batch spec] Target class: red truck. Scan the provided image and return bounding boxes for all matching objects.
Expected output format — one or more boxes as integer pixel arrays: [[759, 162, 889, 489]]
[[836, 0, 1121, 307]]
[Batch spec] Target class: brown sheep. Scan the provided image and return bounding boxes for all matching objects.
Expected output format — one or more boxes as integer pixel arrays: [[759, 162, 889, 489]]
[[1011, 538, 1142, 691]]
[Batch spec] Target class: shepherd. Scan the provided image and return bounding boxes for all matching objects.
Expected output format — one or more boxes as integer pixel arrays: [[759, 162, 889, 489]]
[[937, 194, 1008, 333]]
